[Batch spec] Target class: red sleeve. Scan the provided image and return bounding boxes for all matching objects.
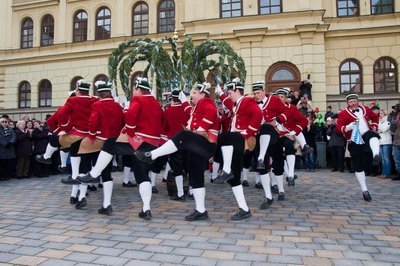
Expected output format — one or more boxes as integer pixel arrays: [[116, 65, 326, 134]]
[[88, 105, 100, 139], [161, 110, 168, 140], [198, 101, 217, 131], [274, 98, 292, 123], [336, 111, 347, 135], [182, 102, 192, 116], [47, 108, 61, 132], [219, 94, 234, 111], [246, 100, 262, 137], [125, 100, 142, 137], [58, 99, 73, 132], [294, 110, 308, 135]]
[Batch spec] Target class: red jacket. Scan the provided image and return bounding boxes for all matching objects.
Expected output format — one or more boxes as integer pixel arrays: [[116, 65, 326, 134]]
[[161, 103, 190, 141], [219, 112, 232, 133], [183, 98, 219, 142], [220, 94, 262, 138], [279, 103, 308, 136], [47, 107, 62, 133], [58, 95, 98, 136], [124, 94, 163, 145], [263, 95, 291, 123], [88, 98, 125, 140], [336, 105, 379, 141]]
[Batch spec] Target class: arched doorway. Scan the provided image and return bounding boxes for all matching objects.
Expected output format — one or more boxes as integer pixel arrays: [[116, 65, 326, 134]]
[[265, 62, 301, 93]]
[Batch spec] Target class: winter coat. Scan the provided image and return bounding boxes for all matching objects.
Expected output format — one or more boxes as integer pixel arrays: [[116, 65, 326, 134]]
[[31, 127, 50, 154], [15, 129, 32, 157], [327, 124, 346, 147], [0, 126, 17, 159], [390, 113, 400, 146], [378, 116, 392, 145]]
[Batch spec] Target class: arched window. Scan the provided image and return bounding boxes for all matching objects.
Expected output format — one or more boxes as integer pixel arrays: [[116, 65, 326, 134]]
[[19, 81, 31, 108], [70, 76, 83, 91], [337, 0, 359, 17], [132, 2, 149, 36], [374, 57, 398, 93], [96, 7, 111, 40], [73, 10, 88, 42], [93, 74, 109, 95], [371, 0, 394, 14], [221, 0, 242, 18], [41, 15, 54, 46], [158, 0, 175, 33], [21, 18, 33, 49], [265, 62, 301, 92], [339, 59, 362, 94], [38, 79, 52, 107], [259, 0, 282, 14]]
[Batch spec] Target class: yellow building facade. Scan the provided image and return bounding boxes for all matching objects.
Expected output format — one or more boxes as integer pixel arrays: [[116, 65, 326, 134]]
[[0, 0, 399, 120]]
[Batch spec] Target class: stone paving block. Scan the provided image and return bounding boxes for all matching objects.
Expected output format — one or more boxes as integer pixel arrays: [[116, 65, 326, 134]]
[[322, 244, 350, 251], [142, 244, 174, 254], [282, 248, 315, 256], [0, 252, 20, 263], [302, 256, 333, 265], [188, 242, 219, 250], [17, 239, 47, 247], [88, 239, 119, 247], [10, 255, 47, 265], [315, 250, 344, 259], [124, 260, 161, 266], [234, 252, 268, 262], [36, 249, 72, 259], [350, 245, 379, 253], [268, 254, 303, 264], [216, 260, 252, 266], [182, 256, 218, 266], [12, 246, 44, 256], [92, 255, 129, 266], [151, 253, 185, 264], [249, 246, 281, 255], [0, 243, 19, 252], [372, 254, 400, 263], [333, 258, 362, 266], [64, 252, 99, 263], [267, 241, 296, 249], [119, 250, 154, 260], [362, 240, 391, 247], [65, 244, 97, 253], [172, 247, 203, 257], [38, 259, 76, 266], [202, 250, 235, 260], [91, 246, 124, 256], [161, 239, 190, 248], [362, 261, 394, 266], [343, 251, 373, 261]]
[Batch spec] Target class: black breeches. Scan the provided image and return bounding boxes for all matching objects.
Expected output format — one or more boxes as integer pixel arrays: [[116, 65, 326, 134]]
[[171, 130, 216, 160], [280, 137, 296, 156], [348, 142, 366, 173], [69, 139, 83, 157], [49, 133, 60, 148]]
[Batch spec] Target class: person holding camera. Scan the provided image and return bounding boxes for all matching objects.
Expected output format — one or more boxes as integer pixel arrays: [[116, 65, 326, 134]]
[[389, 103, 400, 181]]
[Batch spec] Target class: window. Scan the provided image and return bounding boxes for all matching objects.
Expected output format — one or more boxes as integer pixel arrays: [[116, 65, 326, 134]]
[[73, 10, 88, 42], [96, 7, 111, 40], [132, 2, 149, 36], [371, 0, 394, 14], [19, 81, 31, 108], [93, 74, 109, 95], [374, 57, 398, 93], [339, 60, 362, 94], [259, 0, 282, 14], [38, 80, 52, 107], [41, 15, 54, 46], [158, 0, 175, 33], [70, 76, 83, 91], [221, 0, 242, 18], [21, 18, 33, 49], [337, 0, 359, 17]]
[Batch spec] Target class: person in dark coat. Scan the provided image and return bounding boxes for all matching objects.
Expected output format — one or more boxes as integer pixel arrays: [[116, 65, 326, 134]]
[[31, 120, 51, 177], [0, 116, 17, 181], [15, 120, 32, 179], [299, 79, 312, 100], [303, 117, 317, 171], [327, 114, 346, 172]]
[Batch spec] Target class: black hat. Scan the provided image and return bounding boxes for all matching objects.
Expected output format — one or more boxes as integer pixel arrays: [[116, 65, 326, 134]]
[[252, 81, 265, 91], [276, 87, 290, 97], [171, 89, 180, 98], [371, 105, 380, 111], [226, 78, 244, 91], [135, 77, 151, 91], [95, 80, 112, 92], [345, 93, 359, 102], [76, 79, 91, 91], [195, 82, 211, 95]]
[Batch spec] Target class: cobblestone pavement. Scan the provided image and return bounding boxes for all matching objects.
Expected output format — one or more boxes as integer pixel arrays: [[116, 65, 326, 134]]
[[0, 169, 400, 266]]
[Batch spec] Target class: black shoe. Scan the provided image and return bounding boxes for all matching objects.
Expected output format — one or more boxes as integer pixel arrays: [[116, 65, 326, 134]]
[[271, 185, 279, 194], [287, 177, 295, 187], [260, 198, 274, 209], [231, 208, 252, 220], [75, 198, 87, 209], [76, 173, 100, 183], [213, 171, 234, 184], [372, 155, 381, 166], [111, 166, 118, 172], [362, 191, 372, 201], [87, 185, 97, 191], [302, 144, 313, 154], [185, 210, 208, 221], [210, 178, 215, 183], [58, 166, 69, 174], [294, 174, 298, 180], [35, 154, 52, 165], [134, 151, 155, 165], [162, 178, 167, 183], [391, 174, 400, 181], [278, 192, 285, 201], [122, 181, 137, 187], [152, 186, 159, 194], [242, 180, 249, 187], [98, 183, 103, 188], [256, 159, 265, 170], [98, 205, 113, 215], [61, 176, 81, 185], [138, 210, 152, 220], [255, 182, 263, 189], [188, 194, 194, 200], [170, 194, 185, 202], [331, 169, 338, 172], [70, 196, 78, 204]]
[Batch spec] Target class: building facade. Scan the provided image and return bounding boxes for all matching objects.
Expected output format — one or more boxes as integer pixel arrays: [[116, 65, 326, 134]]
[[0, 0, 399, 120]]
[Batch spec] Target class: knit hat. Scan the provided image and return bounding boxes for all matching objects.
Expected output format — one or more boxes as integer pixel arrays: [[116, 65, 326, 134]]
[[195, 82, 211, 95], [345, 93, 358, 102], [95, 80, 112, 92], [252, 81, 265, 91], [135, 77, 151, 91], [76, 79, 90, 91], [276, 87, 290, 96], [226, 78, 244, 91]]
